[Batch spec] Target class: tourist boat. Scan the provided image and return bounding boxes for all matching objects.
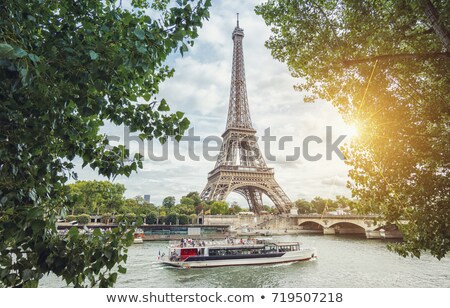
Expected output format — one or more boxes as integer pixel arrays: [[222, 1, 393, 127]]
[[160, 238, 316, 268], [133, 228, 144, 244]]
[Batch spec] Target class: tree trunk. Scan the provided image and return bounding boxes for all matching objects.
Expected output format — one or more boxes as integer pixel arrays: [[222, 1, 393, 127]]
[[420, 0, 450, 51]]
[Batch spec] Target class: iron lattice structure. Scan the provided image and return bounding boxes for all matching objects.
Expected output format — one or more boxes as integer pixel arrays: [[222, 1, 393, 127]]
[[200, 18, 292, 214]]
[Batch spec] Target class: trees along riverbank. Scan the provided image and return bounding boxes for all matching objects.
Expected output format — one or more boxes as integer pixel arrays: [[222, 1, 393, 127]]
[[64, 180, 359, 227]]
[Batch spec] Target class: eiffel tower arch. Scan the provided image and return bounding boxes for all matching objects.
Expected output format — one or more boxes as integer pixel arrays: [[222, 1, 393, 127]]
[[200, 16, 293, 214]]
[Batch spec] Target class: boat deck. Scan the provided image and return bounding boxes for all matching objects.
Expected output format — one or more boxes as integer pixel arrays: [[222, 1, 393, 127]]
[[168, 239, 302, 250]]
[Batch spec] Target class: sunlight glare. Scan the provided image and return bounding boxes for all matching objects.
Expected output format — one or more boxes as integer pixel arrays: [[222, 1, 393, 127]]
[[344, 123, 360, 139]]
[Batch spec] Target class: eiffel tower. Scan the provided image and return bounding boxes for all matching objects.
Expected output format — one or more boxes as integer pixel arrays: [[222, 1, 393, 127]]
[[200, 16, 292, 214]]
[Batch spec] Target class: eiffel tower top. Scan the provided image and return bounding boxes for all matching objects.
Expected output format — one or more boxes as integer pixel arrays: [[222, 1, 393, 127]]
[[225, 13, 254, 131]]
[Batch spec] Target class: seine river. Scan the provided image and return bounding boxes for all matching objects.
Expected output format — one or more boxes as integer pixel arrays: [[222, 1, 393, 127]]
[[40, 235, 449, 288]]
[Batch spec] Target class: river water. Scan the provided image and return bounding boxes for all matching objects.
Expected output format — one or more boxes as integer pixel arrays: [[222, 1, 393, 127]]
[[40, 234, 449, 288]]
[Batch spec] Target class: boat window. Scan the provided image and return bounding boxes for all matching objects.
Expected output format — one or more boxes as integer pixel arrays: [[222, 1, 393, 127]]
[[279, 246, 285, 252], [278, 245, 298, 252], [265, 245, 277, 252]]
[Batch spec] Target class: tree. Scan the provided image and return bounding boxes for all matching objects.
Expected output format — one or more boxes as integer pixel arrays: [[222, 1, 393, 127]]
[[256, 0, 449, 259], [172, 203, 196, 215], [67, 181, 125, 215], [310, 197, 328, 214], [262, 205, 273, 213], [180, 196, 195, 206], [120, 198, 139, 214], [210, 201, 229, 215], [295, 199, 312, 214], [65, 215, 76, 223], [335, 195, 357, 212], [125, 213, 137, 224], [229, 201, 243, 214], [178, 214, 189, 225], [195, 202, 206, 215], [146, 212, 157, 224], [0, 0, 211, 287], [165, 213, 178, 225], [119, 197, 157, 216], [185, 191, 202, 206], [136, 214, 146, 227], [162, 196, 176, 209], [77, 214, 91, 225]]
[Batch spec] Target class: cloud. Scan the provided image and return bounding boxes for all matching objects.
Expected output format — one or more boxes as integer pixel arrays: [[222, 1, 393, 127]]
[[322, 175, 349, 187]]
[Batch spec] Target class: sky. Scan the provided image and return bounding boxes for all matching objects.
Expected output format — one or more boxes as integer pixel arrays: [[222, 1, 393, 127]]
[[72, 0, 355, 207]]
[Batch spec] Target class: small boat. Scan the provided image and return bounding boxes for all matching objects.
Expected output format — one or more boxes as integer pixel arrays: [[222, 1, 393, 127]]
[[160, 238, 316, 268], [133, 228, 144, 244]]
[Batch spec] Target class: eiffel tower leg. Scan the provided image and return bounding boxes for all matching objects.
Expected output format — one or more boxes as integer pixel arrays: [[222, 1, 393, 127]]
[[263, 180, 292, 214], [236, 187, 264, 214], [201, 175, 231, 202]]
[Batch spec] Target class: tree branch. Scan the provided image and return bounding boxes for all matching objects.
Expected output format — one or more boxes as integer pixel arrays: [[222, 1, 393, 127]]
[[342, 52, 450, 66], [419, 0, 450, 51]]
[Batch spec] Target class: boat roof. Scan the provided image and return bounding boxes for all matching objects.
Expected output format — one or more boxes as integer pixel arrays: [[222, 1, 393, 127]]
[[168, 240, 300, 249], [273, 242, 300, 246]]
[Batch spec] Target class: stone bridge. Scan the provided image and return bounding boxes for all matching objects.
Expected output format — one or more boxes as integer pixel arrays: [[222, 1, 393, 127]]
[[295, 214, 403, 239], [203, 214, 404, 239]]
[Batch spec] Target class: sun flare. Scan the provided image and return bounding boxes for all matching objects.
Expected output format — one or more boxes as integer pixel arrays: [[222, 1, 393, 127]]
[[344, 123, 360, 139]]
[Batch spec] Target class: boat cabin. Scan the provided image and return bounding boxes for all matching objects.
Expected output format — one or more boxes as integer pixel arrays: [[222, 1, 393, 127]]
[[168, 241, 301, 261]]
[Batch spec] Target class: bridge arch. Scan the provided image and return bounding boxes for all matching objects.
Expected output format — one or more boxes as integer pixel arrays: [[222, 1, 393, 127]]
[[328, 222, 366, 235], [328, 221, 367, 230], [298, 220, 325, 230]]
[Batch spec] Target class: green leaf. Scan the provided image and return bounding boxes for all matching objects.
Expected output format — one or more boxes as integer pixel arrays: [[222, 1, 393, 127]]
[[67, 227, 79, 238], [180, 43, 188, 56], [29, 189, 37, 202], [0, 43, 14, 58], [136, 45, 147, 54], [22, 269, 33, 281], [89, 50, 99, 60], [142, 93, 151, 101], [93, 228, 101, 237], [179, 117, 190, 130], [118, 265, 127, 274], [28, 53, 40, 63], [31, 220, 45, 234], [133, 28, 145, 40], [157, 99, 170, 111], [14, 48, 27, 58], [19, 67, 29, 86]]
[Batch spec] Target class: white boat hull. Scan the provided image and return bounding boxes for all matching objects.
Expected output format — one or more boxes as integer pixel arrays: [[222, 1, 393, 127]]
[[161, 248, 316, 268]]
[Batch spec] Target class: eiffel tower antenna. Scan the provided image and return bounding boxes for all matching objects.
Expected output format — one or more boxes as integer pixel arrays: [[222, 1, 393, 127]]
[[200, 18, 292, 214]]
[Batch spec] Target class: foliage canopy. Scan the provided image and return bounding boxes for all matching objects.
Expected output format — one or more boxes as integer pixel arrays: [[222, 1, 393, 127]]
[[0, 0, 211, 287], [256, 0, 449, 258]]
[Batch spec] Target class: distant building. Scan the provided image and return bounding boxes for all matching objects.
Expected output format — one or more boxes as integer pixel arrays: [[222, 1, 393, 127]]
[[144, 194, 151, 203]]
